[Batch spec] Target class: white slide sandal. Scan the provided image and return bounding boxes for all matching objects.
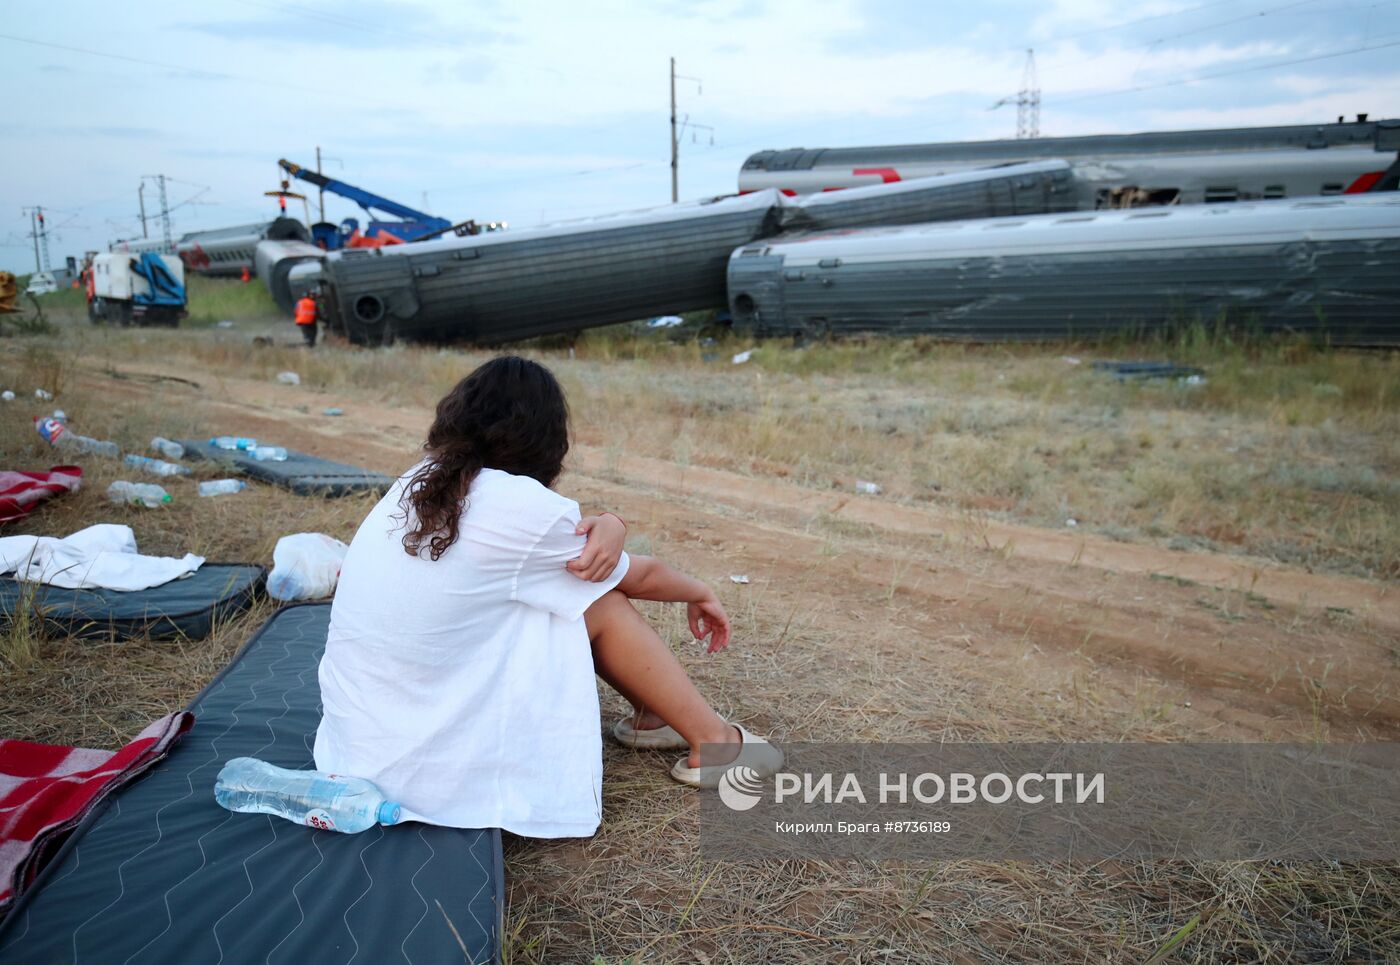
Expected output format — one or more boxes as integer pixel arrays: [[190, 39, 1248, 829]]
[[669, 724, 784, 788], [612, 717, 690, 750]]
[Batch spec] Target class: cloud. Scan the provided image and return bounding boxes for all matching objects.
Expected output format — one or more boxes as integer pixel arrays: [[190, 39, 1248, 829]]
[[175, 0, 516, 50]]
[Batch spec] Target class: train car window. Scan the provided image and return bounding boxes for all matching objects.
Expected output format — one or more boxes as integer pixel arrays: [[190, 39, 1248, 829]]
[[1263, 185, 1287, 199], [1320, 183, 1344, 195], [1204, 187, 1239, 203]]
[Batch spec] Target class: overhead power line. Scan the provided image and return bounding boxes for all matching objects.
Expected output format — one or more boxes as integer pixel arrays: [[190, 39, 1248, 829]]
[[1048, 37, 1400, 104], [1028, 0, 1246, 46]]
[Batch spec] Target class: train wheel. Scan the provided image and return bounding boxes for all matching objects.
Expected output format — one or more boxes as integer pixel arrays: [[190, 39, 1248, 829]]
[[89, 298, 104, 324]]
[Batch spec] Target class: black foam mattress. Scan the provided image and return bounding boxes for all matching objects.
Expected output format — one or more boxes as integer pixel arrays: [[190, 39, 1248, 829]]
[[0, 563, 265, 641], [0, 603, 504, 964], [179, 439, 394, 497]]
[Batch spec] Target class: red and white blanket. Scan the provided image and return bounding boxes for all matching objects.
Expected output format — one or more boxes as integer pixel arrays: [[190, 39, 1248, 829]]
[[0, 712, 193, 913], [0, 466, 82, 525]]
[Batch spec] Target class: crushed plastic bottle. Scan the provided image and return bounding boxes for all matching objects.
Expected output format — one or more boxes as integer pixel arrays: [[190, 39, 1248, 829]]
[[34, 388, 53, 401], [214, 757, 402, 834], [276, 371, 301, 385], [198, 479, 246, 497], [107, 481, 172, 508], [35, 417, 120, 457], [1, 390, 14, 402], [124, 454, 191, 477], [34, 417, 64, 445], [855, 480, 882, 495], [151, 436, 185, 460], [250, 446, 288, 462], [210, 436, 257, 451]]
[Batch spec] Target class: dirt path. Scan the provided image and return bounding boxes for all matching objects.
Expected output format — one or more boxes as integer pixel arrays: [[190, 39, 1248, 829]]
[[79, 362, 1400, 739]]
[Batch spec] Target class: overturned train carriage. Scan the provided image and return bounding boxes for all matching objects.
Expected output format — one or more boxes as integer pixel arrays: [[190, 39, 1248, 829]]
[[314, 161, 1082, 344], [318, 190, 784, 345], [254, 239, 327, 314], [727, 194, 1400, 345], [776, 159, 1079, 232]]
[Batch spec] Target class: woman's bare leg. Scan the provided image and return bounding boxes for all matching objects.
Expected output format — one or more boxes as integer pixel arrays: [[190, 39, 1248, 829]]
[[586, 590, 738, 767]]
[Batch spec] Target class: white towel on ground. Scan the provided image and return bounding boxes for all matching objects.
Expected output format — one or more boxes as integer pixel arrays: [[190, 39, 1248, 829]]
[[0, 524, 203, 591]]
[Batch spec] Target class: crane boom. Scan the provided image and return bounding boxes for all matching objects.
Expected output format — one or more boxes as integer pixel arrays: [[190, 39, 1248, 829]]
[[277, 159, 452, 242]]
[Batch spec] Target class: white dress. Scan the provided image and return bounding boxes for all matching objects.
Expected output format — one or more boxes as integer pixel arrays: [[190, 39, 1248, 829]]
[[313, 466, 630, 838]]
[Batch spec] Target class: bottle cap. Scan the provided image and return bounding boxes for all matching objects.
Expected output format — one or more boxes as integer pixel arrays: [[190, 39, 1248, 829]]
[[161, 494, 173, 503], [378, 801, 402, 826]]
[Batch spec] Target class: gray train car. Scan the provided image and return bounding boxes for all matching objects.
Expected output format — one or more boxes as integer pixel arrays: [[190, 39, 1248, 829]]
[[778, 160, 1080, 232], [179, 219, 311, 277], [727, 194, 1400, 345], [254, 239, 326, 313], [318, 191, 785, 344], [740, 117, 1400, 205], [316, 162, 1089, 345], [114, 219, 312, 279]]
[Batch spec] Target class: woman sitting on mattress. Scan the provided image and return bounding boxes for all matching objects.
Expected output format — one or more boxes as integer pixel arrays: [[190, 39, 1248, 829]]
[[313, 356, 781, 838]]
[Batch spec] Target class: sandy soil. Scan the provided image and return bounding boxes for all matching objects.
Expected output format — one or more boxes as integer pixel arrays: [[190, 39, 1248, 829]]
[[80, 359, 1400, 742]]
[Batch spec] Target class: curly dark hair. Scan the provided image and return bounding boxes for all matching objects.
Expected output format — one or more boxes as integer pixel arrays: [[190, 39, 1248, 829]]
[[399, 356, 569, 560]]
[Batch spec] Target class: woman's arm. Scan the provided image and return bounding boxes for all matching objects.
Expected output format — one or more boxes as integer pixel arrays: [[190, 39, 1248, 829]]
[[567, 512, 627, 582], [616, 555, 731, 653]]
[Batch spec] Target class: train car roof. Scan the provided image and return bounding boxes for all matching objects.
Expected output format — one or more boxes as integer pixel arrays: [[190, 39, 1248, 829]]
[[742, 119, 1400, 171], [745, 194, 1400, 261]]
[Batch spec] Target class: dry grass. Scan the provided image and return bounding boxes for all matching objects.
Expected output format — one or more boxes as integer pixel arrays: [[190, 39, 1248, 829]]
[[2, 316, 1398, 962], [20, 317, 1397, 579]]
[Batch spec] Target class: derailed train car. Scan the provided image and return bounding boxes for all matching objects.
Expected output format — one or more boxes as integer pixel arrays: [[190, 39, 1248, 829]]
[[739, 118, 1400, 201], [254, 239, 327, 313], [727, 194, 1400, 345], [179, 218, 312, 277], [311, 161, 1083, 344], [316, 190, 784, 345], [777, 160, 1079, 232], [115, 218, 313, 279]]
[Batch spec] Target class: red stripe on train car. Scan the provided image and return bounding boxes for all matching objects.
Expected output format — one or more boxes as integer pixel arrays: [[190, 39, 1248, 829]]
[[852, 167, 902, 184], [1344, 171, 1385, 194]]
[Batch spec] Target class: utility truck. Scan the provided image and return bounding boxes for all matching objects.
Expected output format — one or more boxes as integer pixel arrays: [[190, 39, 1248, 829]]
[[86, 251, 186, 326]]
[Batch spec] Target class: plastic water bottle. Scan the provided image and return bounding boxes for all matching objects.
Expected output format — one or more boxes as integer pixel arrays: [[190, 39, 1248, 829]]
[[107, 481, 172, 508], [151, 436, 185, 460], [214, 758, 402, 834], [35, 416, 65, 445], [210, 436, 257, 451], [124, 454, 191, 477], [198, 479, 246, 497], [250, 445, 288, 462], [36, 417, 120, 457]]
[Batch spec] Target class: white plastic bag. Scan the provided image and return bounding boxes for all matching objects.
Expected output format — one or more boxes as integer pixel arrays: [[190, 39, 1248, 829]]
[[267, 533, 348, 601]]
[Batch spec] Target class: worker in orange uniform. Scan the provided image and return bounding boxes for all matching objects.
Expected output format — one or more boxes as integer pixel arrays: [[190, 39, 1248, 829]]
[[294, 293, 319, 347]]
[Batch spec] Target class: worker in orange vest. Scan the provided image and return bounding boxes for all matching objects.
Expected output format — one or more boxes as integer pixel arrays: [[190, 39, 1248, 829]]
[[294, 293, 318, 347]]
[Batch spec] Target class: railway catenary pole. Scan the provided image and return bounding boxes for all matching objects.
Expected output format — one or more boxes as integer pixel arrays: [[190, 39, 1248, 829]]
[[150, 174, 173, 254], [670, 57, 678, 203], [316, 145, 326, 223], [28, 209, 41, 274], [138, 182, 148, 239]]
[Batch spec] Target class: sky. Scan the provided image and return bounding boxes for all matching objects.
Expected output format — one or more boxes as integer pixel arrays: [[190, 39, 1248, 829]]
[[3, 0, 1398, 273]]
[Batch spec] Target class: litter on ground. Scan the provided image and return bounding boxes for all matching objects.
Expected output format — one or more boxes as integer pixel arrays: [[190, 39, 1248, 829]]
[[276, 371, 301, 385]]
